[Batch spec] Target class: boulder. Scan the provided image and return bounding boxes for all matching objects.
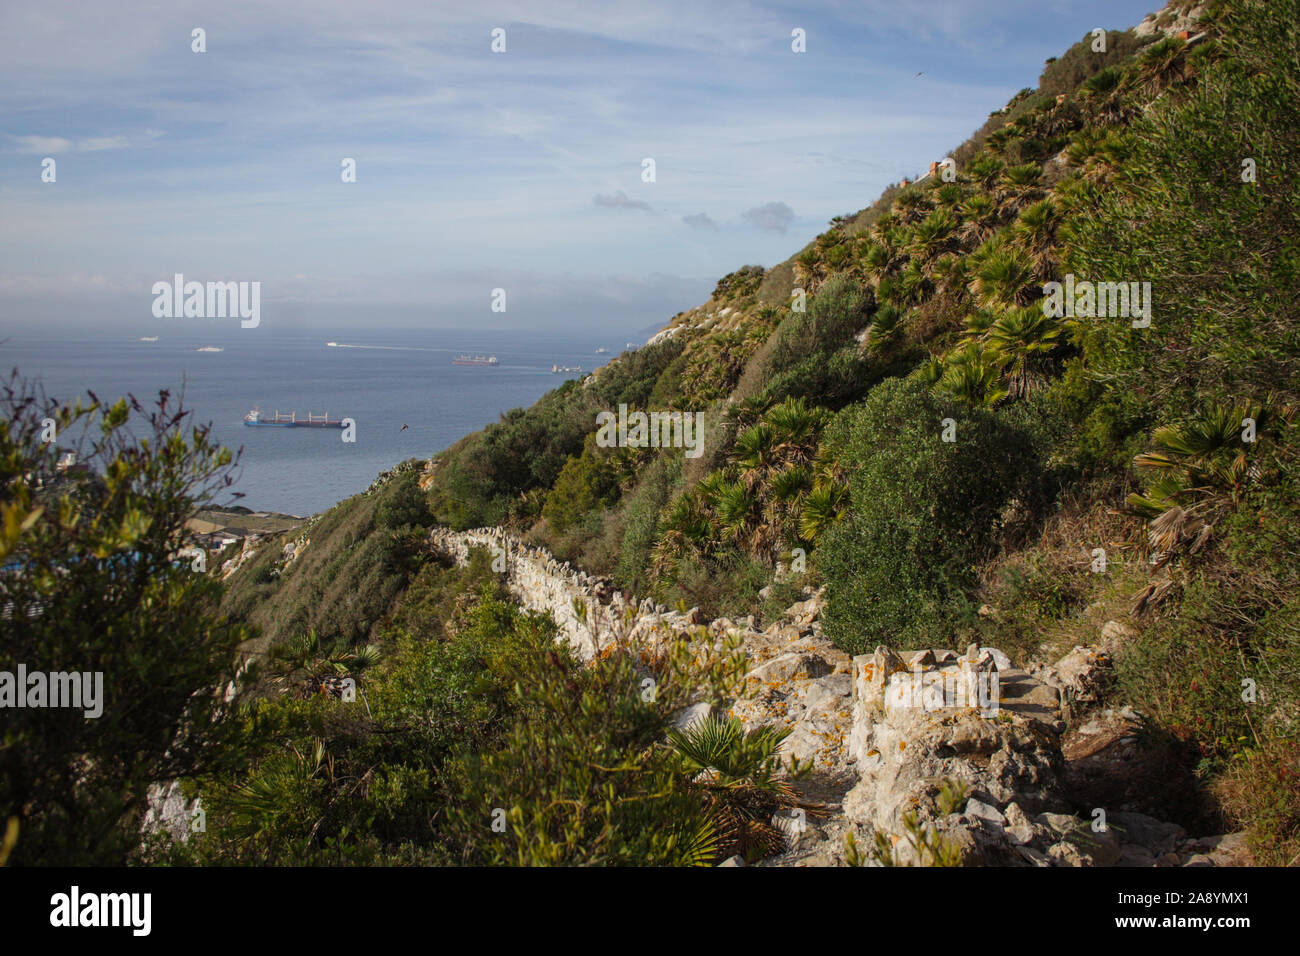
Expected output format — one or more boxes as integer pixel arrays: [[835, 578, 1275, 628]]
[[672, 702, 712, 731], [963, 798, 1007, 827], [1108, 811, 1186, 856]]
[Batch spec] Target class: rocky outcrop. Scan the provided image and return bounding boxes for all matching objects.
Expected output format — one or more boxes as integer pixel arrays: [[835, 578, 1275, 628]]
[[1134, 3, 1207, 40], [727, 592, 856, 778], [1028, 619, 1132, 719], [219, 534, 261, 581], [835, 644, 1070, 865]]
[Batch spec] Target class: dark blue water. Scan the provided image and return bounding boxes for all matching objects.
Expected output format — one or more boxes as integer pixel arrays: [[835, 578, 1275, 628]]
[[1, 327, 617, 515]]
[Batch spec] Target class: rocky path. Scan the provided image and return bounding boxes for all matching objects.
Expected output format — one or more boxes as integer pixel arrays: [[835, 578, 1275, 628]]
[[430, 526, 1250, 868]]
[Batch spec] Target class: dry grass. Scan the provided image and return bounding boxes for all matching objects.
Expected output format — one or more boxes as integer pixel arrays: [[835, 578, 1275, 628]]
[[974, 492, 1150, 665]]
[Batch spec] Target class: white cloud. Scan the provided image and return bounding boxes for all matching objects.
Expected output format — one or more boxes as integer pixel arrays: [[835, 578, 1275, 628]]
[[7, 131, 154, 154], [9, 135, 72, 154]]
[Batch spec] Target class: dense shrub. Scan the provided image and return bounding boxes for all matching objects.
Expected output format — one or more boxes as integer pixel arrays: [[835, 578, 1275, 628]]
[[179, 555, 754, 866], [1, 383, 249, 865], [613, 454, 679, 593], [1065, 1, 1300, 419], [542, 446, 619, 533], [374, 468, 433, 530], [654, 547, 771, 621], [763, 274, 868, 379], [819, 376, 1038, 655]]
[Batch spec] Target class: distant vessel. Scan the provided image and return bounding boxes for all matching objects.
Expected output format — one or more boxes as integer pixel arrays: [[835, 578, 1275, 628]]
[[326, 341, 339, 347], [243, 408, 345, 429], [140, 336, 159, 342], [195, 346, 223, 352], [595, 347, 608, 354], [453, 354, 499, 366], [626, 342, 639, 349], [552, 364, 583, 374]]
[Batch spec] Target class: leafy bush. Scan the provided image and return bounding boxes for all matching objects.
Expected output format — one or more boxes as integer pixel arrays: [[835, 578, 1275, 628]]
[[374, 468, 433, 530], [1, 380, 249, 865], [1065, 1, 1300, 421], [443, 604, 749, 865], [759, 274, 869, 405], [542, 446, 619, 534], [819, 376, 1038, 655]]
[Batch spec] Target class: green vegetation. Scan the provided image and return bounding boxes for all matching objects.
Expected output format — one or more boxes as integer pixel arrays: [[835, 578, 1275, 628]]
[[1, 380, 249, 865], [8, 0, 1298, 866], [165, 548, 782, 866], [415, 0, 1299, 856], [220, 464, 437, 658], [818, 377, 1039, 655]]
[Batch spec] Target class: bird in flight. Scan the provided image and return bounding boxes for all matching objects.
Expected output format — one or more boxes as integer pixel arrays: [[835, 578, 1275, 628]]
[[400, 424, 409, 432], [915, 71, 924, 78]]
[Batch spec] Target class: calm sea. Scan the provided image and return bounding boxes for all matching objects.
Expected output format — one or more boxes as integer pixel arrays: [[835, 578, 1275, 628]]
[[1, 326, 618, 516]]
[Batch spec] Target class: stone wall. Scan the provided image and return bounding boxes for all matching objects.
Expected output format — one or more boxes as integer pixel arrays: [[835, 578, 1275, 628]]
[[430, 527, 689, 659]]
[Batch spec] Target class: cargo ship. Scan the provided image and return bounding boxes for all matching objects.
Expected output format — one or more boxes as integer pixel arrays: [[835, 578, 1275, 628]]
[[453, 354, 498, 366], [552, 364, 583, 375], [243, 409, 345, 428]]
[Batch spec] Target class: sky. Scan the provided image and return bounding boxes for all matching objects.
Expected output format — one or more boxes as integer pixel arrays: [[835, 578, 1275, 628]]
[[0, 0, 1163, 335]]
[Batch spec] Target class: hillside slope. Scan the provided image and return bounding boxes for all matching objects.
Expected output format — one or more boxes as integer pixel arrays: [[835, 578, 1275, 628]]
[[415, 0, 1299, 859], [215, 0, 1300, 865]]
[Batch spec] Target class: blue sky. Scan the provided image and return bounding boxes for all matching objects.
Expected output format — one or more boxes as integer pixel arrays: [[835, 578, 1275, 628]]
[[0, 0, 1161, 333]]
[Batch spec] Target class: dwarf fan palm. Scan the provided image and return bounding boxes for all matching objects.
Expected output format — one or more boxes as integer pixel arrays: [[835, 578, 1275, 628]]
[[872, 211, 900, 242], [968, 243, 1035, 311], [1126, 400, 1292, 558], [715, 480, 758, 544], [934, 182, 966, 206], [663, 492, 714, 546], [931, 255, 967, 294], [937, 341, 1008, 408], [735, 423, 779, 488], [910, 207, 957, 263], [959, 194, 999, 243], [1133, 37, 1189, 96], [966, 155, 1005, 191], [1012, 199, 1059, 275], [894, 189, 930, 225], [799, 482, 848, 543], [865, 303, 905, 355], [668, 714, 806, 862], [765, 397, 824, 460], [862, 239, 894, 281], [898, 259, 929, 307], [770, 464, 813, 503], [986, 305, 1062, 398]]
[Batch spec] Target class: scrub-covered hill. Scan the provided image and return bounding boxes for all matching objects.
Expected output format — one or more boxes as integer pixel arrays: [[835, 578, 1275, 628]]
[[194, 0, 1298, 866], [415, 0, 1300, 861]]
